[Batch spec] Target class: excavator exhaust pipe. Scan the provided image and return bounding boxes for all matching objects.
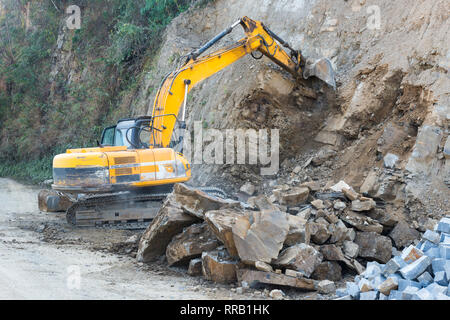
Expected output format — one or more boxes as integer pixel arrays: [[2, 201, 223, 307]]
[[303, 58, 336, 89]]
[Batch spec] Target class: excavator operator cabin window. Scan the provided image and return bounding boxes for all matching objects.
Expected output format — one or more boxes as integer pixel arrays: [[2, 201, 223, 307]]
[[101, 126, 115, 146]]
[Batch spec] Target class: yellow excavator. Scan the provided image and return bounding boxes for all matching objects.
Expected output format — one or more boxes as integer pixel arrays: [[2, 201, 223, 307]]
[[48, 17, 335, 227]]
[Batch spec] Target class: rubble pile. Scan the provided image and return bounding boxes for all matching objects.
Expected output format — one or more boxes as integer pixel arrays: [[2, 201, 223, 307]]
[[136, 182, 446, 298], [335, 217, 450, 300]]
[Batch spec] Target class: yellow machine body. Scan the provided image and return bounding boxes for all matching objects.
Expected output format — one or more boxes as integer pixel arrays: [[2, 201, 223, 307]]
[[53, 146, 191, 193]]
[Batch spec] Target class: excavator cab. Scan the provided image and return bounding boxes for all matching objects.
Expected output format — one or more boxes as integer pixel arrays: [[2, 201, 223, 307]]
[[99, 117, 153, 149]]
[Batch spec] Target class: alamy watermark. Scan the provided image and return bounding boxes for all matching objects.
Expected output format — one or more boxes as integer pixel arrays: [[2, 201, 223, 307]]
[[172, 121, 279, 175], [66, 5, 81, 30], [66, 265, 81, 290]]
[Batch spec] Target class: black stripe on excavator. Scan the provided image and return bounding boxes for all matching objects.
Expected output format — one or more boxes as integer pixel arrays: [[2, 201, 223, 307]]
[[53, 167, 106, 179], [115, 174, 140, 183]]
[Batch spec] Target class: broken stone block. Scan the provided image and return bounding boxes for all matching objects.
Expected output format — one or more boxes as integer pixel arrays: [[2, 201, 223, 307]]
[[247, 195, 278, 212], [388, 290, 403, 300], [378, 277, 398, 296], [269, 289, 285, 300], [341, 212, 383, 234], [275, 243, 323, 277], [346, 282, 360, 299], [311, 199, 325, 209], [417, 271, 433, 286], [173, 183, 241, 219], [401, 245, 424, 264], [329, 181, 351, 193], [416, 288, 434, 300], [382, 256, 406, 276], [309, 222, 331, 244], [436, 217, 450, 234], [317, 280, 336, 294], [402, 286, 420, 300], [435, 293, 450, 300], [425, 283, 448, 296], [431, 258, 447, 274], [400, 255, 432, 280], [383, 153, 399, 169], [232, 210, 289, 265], [137, 198, 199, 262], [389, 221, 420, 249], [328, 221, 348, 244], [187, 258, 202, 276], [204, 209, 244, 257], [351, 198, 376, 212], [166, 223, 220, 266], [237, 269, 316, 291], [201, 251, 237, 283], [355, 231, 393, 263], [434, 271, 448, 286], [358, 278, 373, 292], [342, 187, 359, 201], [343, 241, 359, 258], [299, 181, 321, 192], [255, 261, 273, 273], [360, 291, 378, 300], [423, 230, 441, 244], [285, 214, 310, 246], [240, 182, 255, 196], [311, 261, 342, 281], [406, 125, 443, 175], [320, 244, 345, 262], [274, 187, 309, 206], [334, 295, 353, 300], [439, 244, 450, 259], [333, 201, 347, 211]]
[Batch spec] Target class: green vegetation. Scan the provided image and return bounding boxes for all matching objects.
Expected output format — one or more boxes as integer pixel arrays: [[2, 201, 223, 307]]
[[0, 0, 211, 183]]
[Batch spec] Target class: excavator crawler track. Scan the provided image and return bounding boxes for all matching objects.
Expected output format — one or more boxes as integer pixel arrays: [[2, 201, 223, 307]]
[[65, 186, 227, 229]]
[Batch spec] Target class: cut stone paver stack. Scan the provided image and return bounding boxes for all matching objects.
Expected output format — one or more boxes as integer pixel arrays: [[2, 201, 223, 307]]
[[335, 216, 450, 300]]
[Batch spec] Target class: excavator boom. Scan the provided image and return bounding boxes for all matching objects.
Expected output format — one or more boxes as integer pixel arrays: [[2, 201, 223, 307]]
[[150, 16, 335, 148]]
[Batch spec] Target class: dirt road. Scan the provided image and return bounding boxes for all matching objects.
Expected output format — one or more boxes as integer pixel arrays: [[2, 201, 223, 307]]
[[0, 178, 252, 300]]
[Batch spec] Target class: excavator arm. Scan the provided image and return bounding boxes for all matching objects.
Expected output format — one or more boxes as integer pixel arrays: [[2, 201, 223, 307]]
[[150, 16, 335, 148]]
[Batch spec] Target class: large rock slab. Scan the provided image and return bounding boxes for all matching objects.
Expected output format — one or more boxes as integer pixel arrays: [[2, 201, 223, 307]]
[[389, 221, 420, 249], [285, 214, 310, 246], [355, 232, 392, 263], [274, 243, 323, 277], [204, 209, 245, 257], [237, 269, 317, 291], [166, 223, 220, 266], [172, 183, 240, 219], [232, 210, 289, 264], [137, 197, 199, 262], [341, 212, 384, 234], [309, 222, 331, 244], [202, 250, 237, 283]]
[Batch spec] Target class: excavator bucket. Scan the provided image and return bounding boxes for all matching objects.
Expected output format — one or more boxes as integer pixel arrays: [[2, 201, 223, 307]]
[[303, 58, 336, 89]]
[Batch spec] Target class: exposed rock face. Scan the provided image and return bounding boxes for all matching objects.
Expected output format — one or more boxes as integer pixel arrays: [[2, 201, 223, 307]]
[[137, 197, 199, 262], [232, 210, 289, 264], [201, 250, 237, 283], [274, 243, 323, 277], [204, 209, 245, 257], [355, 232, 393, 264], [166, 223, 220, 266], [389, 221, 420, 249], [172, 183, 240, 219]]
